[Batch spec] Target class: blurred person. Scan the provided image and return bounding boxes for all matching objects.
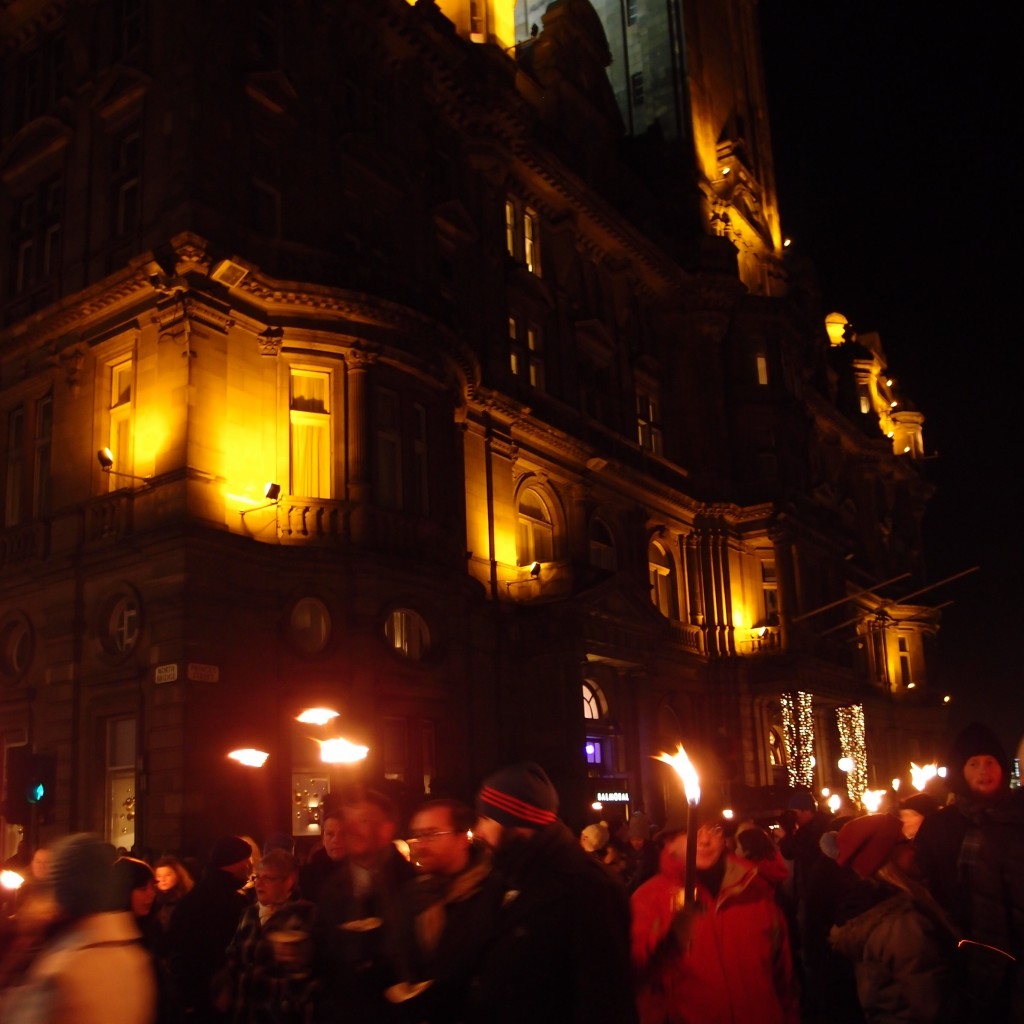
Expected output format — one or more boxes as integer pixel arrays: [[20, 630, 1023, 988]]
[[215, 849, 324, 1024], [387, 798, 499, 1022], [298, 808, 346, 903], [915, 722, 1024, 1021], [167, 835, 252, 1023], [316, 789, 414, 1023], [898, 793, 938, 841], [0, 844, 58, 990], [0, 833, 155, 1023], [624, 811, 658, 893], [830, 814, 957, 1023], [152, 855, 194, 934], [114, 857, 158, 941], [631, 812, 798, 1024], [470, 762, 636, 1023], [735, 823, 789, 889]]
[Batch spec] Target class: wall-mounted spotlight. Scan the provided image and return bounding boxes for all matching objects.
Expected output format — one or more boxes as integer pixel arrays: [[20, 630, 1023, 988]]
[[239, 481, 282, 518], [96, 448, 151, 484], [506, 562, 542, 592]]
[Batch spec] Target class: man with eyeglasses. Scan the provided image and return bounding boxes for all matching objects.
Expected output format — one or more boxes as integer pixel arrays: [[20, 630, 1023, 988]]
[[631, 812, 799, 1024], [214, 848, 325, 1023], [386, 799, 500, 1021]]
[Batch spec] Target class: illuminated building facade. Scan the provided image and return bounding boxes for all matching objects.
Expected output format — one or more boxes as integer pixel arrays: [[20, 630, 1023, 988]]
[[1, 0, 944, 856]]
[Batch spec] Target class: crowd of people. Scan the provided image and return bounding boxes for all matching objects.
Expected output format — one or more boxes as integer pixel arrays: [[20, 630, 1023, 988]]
[[0, 721, 1020, 1023]]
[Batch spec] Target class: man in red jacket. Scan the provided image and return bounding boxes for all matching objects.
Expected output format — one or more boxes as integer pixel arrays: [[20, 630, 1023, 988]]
[[631, 813, 799, 1024]]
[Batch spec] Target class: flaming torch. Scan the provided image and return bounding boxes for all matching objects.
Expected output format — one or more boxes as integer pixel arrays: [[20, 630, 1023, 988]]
[[655, 744, 701, 906], [910, 762, 938, 792]]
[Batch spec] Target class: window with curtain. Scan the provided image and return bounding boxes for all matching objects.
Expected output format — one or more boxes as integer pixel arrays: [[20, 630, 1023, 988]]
[[290, 369, 331, 498], [648, 539, 679, 619], [517, 487, 554, 565]]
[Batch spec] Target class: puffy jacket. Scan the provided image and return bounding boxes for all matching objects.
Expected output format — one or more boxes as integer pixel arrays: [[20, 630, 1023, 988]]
[[631, 850, 799, 1024]]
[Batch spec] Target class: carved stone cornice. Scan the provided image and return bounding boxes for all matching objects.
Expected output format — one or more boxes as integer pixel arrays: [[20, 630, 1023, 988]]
[[257, 327, 283, 357]]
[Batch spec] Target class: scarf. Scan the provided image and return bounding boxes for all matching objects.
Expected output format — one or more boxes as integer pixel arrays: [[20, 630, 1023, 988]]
[[414, 857, 492, 956]]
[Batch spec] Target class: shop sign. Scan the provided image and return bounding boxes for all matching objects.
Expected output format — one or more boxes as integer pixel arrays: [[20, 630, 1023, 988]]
[[187, 663, 219, 682], [596, 791, 630, 803], [154, 663, 178, 684]]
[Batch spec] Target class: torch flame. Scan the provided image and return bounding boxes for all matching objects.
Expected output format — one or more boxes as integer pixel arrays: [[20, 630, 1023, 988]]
[[655, 745, 700, 805], [318, 737, 369, 764], [910, 762, 938, 792]]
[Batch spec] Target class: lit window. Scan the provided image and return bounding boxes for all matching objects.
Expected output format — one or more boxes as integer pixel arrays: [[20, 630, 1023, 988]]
[[290, 369, 331, 498], [636, 387, 663, 455], [898, 636, 912, 687], [517, 487, 554, 565], [106, 716, 137, 851], [509, 316, 545, 390], [584, 738, 603, 766], [648, 539, 678, 619], [107, 357, 134, 493], [385, 608, 430, 660], [756, 354, 768, 386], [289, 598, 331, 655], [582, 682, 605, 720], [504, 197, 541, 276]]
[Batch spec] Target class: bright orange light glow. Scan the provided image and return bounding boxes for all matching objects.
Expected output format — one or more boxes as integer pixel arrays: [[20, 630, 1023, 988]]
[[827, 793, 842, 813], [296, 708, 340, 725], [910, 762, 938, 791], [1, 870, 25, 891], [228, 748, 269, 768], [861, 789, 886, 812], [319, 737, 369, 764], [655, 744, 700, 805]]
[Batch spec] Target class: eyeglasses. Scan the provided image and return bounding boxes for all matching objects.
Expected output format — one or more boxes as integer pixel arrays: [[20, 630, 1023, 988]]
[[252, 874, 284, 883], [407, 830, 462, 844]]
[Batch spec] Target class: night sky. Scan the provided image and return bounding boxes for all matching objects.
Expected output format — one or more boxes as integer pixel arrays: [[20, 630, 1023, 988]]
[[757, 5, 1022, 760]]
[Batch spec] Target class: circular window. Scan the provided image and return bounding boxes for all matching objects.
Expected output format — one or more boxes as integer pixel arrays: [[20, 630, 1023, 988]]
[[289, 598, 331, 655], [0, 615, 33, 681], [99, 592, 141, 656], [384, 608, 430, 661]]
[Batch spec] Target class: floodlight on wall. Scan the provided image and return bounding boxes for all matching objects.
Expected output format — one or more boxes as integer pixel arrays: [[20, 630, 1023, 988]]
[[96, 448, 152, 484], [506, 561, 542, 592], [211, 258, 249, 288], [239, 482, 282, 518]]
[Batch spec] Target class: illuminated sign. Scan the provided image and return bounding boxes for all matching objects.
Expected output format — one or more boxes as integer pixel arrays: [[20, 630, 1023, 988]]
[[596, 791, 630, 803]]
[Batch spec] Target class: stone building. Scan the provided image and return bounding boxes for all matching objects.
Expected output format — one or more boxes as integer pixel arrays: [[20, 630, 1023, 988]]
[[0, 0, 944, 857]]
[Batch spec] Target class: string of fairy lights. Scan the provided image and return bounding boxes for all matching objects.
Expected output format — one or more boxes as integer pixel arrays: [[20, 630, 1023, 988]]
[[836, 703, 868, 804], [780, 691, 815, 789]]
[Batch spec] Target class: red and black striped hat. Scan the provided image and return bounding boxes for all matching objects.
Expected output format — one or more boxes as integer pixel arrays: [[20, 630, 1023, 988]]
[[477, 762, 559, 829]]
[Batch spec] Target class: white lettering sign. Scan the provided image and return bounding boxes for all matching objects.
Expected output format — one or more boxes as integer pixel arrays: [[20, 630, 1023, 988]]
[[187, 663, 220, 682], [597, 791, 630, 802], [154, 663, 178, 684]]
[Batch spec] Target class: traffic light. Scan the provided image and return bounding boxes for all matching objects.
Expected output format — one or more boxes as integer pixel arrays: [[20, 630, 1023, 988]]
[[2, 748, 56, 826]]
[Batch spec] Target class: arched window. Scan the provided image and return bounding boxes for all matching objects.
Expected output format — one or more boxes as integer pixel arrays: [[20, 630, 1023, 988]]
[[384, 608, 430, 661], [589, 517, 617, 572], [517, 487, 554, 566], [583, 680, 612, 771], [648, 539, 678, 619]]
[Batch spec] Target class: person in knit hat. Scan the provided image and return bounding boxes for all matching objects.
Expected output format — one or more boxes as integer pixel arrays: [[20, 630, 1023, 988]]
[[470, 762, 637, 1023], [624, 811, 659, 893], [914, 722, 1024, 1021], [829, 814, 958, 1023], [166, 835, 252, 1022], [0, 834, 156, 1024]]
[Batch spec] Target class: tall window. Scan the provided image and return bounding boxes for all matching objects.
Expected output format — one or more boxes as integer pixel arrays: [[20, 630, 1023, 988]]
[[384, 608, 430, 660], [648, 539, 679, 619], [106, 717, 137, 851], [107, 357, 133, 491], [113, 130, 141, 237], [10, 178, 63, 295], [504, 197, 541, 276], [4, 408, 25, 527], [411, 403, 429, 515], [33, 394, 52, 517], [756, 353, 769, 386], [589, 518, 617, 572], [374, 387, 402, 509], [761, 561, 779, 623], [289, 369, 331, 498], [636, 386, 663, 455], [898, 636, 912, 688], [509, 316, 545, 390], [517, 487, 554, 565]]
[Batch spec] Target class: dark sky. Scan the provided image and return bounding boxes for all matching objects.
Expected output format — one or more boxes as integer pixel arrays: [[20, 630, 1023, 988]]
[[757, 5, 1022, 759]]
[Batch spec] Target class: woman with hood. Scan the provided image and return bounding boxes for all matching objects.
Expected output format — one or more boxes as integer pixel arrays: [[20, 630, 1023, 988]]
[[914, 721, 1024, 1022], [829, 814, 958, 1023]]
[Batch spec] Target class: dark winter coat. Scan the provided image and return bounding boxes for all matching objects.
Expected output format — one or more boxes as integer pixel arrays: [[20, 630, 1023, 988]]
[[387, 844, 502, 1023], [830, 879, 955, 1023], [467, 821, 637, 1024], [167, 867, 248, 1021]]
